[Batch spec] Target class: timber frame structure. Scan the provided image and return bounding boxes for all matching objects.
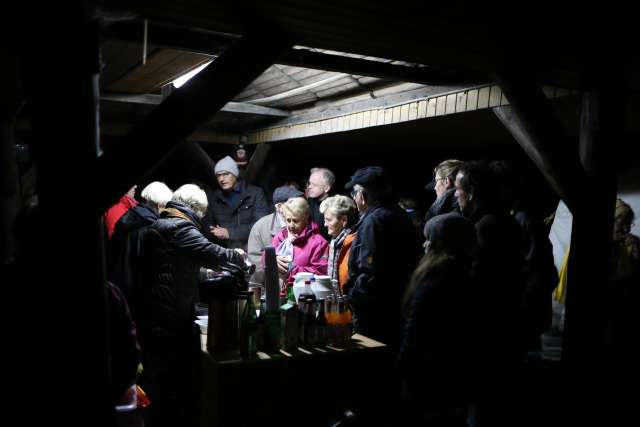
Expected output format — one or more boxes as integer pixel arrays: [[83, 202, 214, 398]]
[[2, 1, 638, 425]]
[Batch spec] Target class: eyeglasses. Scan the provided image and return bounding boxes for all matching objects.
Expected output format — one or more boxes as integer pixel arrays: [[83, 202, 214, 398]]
[[350, 189, 361, 199]]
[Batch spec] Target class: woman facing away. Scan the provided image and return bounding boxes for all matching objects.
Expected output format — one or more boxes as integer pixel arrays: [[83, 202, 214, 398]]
[[398, 212, 477, 424]]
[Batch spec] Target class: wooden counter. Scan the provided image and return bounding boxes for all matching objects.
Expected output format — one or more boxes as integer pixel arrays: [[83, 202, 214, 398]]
[[195, 333, 392, 427]]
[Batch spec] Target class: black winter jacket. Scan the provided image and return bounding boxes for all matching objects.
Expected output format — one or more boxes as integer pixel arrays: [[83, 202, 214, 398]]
[[138, 201, 243, 343], [423, 187, 459, 225], [345, 200, 422, 347], [204, 181, 271, 250], [107, 202, 158, 308]]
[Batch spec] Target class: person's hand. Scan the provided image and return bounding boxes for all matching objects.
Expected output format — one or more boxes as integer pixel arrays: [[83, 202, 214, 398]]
[[286, 232, 297, 243], [234, 248, 246, 261], [211, 225, 229, 240], [276, 255, 291, 276]]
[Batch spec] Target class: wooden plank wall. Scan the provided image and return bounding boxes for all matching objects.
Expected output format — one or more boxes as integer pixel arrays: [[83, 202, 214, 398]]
[[246, 84, 574, 144]]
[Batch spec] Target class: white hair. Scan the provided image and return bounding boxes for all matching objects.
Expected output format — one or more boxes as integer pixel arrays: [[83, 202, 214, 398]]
[[172, 184, 208, 219], [319, 194, 356, 217], [140, 181, 173, 213], [310, 167, 335, 187]]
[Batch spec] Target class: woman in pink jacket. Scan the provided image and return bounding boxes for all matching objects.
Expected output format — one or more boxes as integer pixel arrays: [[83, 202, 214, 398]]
[[272, 197, 328, 287]]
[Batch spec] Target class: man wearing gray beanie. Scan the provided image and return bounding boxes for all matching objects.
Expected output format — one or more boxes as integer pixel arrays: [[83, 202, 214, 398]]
[[204, 155, 271, 251]]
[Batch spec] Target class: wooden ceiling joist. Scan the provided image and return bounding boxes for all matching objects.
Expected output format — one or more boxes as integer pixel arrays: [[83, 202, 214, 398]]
[[101, 93, 291, 117], [493, 71, 588, 211], [97, 27, 294, 211], [103, 21, 487, 86]]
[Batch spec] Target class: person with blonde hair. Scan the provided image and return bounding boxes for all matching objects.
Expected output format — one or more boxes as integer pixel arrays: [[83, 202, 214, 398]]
[[319, 195, 358, 291], [272, 197, 328, 287], [423, 159, 464, 224]]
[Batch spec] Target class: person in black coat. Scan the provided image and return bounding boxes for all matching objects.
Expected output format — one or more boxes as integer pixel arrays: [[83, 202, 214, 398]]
[[423, 159, 463, 225], [107, 181, 173, 311], [305, 166, 335, 241], [344, 166, 422, 348], [203, 155, 270, 250], [399, 213, 477, 423], [454, 161, 526, 426], [138, 184, 245, 427]]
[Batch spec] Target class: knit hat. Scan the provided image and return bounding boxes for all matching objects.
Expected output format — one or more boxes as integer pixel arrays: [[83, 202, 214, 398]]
[[214, 155, 239, 177]]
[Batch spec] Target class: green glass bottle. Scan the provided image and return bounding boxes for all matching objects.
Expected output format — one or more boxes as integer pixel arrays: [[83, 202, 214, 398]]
[[240, 291, 258, 358]]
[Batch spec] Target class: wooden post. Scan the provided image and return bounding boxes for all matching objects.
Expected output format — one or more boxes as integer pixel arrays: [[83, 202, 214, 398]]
[[0, 121, 20, 264], [21, 4, 112, 425], [563, 89, 620, 365]]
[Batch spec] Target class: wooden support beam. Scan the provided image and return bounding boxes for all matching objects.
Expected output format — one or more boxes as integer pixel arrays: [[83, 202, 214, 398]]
[[493, 72, 587, 212], [97, 27, 294, 212], [563, 89, 621, 366], [103, 20, 488, 86], [243, 142, 270, 185], [101, 92, 291, 117], [21, 6, 111, 425], [0, 121, 20, 264]]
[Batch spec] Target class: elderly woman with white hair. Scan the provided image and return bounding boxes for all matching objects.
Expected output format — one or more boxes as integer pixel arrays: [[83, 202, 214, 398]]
[[138, 183, 245, 426], [107, 181, 174, 305], [272, 197, 328, 288], [319, 195, 358, 292]]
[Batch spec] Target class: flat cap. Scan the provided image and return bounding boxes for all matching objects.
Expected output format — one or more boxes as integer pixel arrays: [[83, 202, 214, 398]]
[[344, 166, 387, 190], [272, 185, 304, 203]]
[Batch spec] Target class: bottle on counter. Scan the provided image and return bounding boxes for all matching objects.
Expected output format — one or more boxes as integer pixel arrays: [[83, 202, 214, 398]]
[[256, 298, 265, 350], [336, 296, 350, 346], [301, 279, 314, 299], [280, 285, 300, 351], [303, 297, 316, 348], [240, 291, 258, 358], [315, 298, 327, 347], [325, 295, 336, 345], [343, 295, 353, 342], [331, 278, 341, 297]]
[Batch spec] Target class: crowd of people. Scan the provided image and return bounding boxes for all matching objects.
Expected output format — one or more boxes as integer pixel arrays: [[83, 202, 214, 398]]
[[102, 154, 640, 426]]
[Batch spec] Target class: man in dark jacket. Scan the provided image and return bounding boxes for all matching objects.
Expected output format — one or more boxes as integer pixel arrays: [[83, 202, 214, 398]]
[[306, 167, 335, 240], [455, 161, 526, 363], [344, 166, 422, 348], [139, 184, 245, 427], [204, 155, 271, 251]]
